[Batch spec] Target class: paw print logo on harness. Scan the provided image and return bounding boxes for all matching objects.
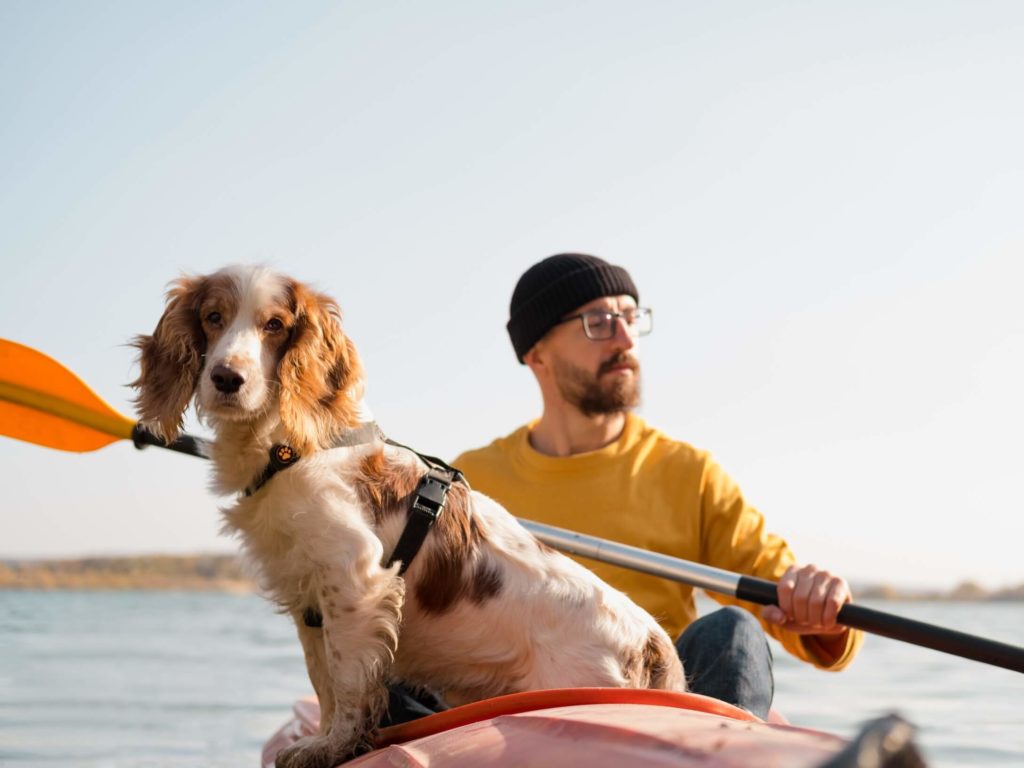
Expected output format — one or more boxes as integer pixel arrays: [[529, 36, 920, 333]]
[[273, 445, 297, 465]]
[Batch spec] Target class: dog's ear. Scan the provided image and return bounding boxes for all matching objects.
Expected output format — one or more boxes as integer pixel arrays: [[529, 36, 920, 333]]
[[131, 275, 207, 441], [278, 280, 365, 452]]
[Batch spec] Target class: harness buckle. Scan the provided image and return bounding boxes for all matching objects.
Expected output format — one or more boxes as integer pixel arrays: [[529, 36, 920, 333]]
[[386, 467, 458, 574], [412, 472, 450, 512]]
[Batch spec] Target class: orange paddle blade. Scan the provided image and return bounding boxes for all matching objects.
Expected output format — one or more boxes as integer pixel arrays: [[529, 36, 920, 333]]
[[0, 338, 136, 452]]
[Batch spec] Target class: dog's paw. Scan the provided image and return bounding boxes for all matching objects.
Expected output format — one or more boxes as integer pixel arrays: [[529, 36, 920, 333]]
[[274, 734, 353, 768]]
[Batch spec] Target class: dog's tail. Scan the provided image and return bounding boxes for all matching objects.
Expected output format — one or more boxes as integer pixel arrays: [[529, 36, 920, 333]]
[[641, 630, 687, 692]]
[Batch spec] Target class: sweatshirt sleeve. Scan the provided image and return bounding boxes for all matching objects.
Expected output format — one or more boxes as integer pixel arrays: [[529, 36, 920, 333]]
[[698, 456, 863, 671]]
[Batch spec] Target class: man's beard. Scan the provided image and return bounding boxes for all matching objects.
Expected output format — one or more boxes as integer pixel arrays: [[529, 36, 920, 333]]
[[553, 351, 641, 416]]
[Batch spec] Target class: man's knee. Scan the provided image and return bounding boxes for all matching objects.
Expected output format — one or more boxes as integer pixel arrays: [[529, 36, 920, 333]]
[[676, 605, 763, 657], [713, 605, 763, 640], [674, 607, 774, 718]]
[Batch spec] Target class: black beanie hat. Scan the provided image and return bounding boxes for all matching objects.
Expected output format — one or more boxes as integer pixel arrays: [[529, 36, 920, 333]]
[[506, 253, 638, 363]]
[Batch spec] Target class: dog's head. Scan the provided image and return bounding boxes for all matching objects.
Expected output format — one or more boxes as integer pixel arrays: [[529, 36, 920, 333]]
[[131, 265, 364, 453]]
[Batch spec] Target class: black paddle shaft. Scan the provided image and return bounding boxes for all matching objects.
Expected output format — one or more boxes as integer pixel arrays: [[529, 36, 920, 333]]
[[131, 424, 210, 458], [737, 575, 1024, 674]]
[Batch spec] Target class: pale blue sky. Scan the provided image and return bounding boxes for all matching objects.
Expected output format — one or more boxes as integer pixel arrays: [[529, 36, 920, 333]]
[[2, 1, 1022, 590]]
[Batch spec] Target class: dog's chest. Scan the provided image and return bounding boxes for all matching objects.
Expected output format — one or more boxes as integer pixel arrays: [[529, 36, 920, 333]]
[[223, 458, 380, 572]]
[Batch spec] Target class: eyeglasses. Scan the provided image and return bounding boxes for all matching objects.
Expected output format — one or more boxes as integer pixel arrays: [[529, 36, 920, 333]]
[[557, 307, 653, 341]]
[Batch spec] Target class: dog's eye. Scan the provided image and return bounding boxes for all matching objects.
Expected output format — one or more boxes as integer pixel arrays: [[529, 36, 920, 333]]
[[265, 318, 284, 333], [206, 311, 222, 325]]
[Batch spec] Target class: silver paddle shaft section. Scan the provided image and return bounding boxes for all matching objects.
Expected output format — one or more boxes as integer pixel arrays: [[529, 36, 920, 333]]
[[519, 517, 1024, 674], [518, 518, 742, 596]]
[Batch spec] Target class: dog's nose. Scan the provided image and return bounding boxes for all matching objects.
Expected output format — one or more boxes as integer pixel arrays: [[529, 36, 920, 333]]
[[211, 364, 245, 394]]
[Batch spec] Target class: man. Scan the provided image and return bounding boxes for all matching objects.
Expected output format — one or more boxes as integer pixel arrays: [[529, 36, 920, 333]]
[[453, 253, 863, 718]]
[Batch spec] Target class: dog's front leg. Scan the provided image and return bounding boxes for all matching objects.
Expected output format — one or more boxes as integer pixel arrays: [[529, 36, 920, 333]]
[[293, 617, 336, 732], [276, 557, 405, 768]]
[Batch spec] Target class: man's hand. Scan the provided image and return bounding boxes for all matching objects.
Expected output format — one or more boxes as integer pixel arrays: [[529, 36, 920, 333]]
[[761, 563, 851, 637]]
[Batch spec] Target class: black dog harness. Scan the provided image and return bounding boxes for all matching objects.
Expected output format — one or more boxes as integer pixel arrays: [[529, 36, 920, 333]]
[[242, 423, 465, 629], [385, 463, 462, 575]]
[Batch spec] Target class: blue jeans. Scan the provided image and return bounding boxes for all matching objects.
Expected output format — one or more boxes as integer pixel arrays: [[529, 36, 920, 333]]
[[675, 606, 774, 719]]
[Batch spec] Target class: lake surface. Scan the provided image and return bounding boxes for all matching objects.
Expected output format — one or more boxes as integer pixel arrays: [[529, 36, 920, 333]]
[[0, 591, 1021, 767]]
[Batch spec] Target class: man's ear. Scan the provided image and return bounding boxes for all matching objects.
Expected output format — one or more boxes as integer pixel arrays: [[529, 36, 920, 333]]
[[523, 342, 548, 376]]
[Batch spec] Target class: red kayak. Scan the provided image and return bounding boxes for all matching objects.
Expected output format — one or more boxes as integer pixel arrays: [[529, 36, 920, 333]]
[[262, 688, 861, 767]]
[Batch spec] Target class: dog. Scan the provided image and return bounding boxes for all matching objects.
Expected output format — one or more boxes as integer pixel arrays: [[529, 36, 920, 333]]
[[131, 265, 685, 768]]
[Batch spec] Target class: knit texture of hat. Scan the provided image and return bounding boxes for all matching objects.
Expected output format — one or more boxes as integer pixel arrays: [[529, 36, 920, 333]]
[[506, 253, 638, 363]]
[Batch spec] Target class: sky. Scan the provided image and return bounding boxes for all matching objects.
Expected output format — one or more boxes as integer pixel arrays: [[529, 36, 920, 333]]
[[1, 1, 1022, 591]]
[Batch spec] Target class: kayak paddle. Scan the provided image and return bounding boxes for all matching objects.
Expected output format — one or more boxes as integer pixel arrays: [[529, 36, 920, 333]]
[[0, 338, 208, 457], [521, 520, 1024, 674], [2, 337, 1022, 674]]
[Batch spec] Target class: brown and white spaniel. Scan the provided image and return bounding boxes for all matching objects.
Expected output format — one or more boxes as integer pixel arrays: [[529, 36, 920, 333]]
[[132, 265, 684, 768]]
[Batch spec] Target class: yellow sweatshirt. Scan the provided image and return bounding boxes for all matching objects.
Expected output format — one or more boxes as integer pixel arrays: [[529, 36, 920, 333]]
[[453, 413, 862, 671]]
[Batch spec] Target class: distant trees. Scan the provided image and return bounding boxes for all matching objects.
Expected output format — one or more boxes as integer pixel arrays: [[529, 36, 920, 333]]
[[0, 554, 253, 591], [1, 557, 1021, 599], [855, 580, 1024, 602]]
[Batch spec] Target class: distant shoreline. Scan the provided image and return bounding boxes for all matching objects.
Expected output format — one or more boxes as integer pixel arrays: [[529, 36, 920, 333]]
[[2, 554, 1021, 600], [0, 554, 254, 593]]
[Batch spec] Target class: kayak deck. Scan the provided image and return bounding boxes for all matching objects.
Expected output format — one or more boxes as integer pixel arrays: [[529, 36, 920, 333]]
[[263, 688, 847, 767]]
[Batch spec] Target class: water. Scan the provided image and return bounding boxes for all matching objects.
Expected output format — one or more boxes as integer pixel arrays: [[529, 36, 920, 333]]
[[0, 591, 302, 768], [770, 599, 1024, 767], [1, 591, 1021, 767]]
